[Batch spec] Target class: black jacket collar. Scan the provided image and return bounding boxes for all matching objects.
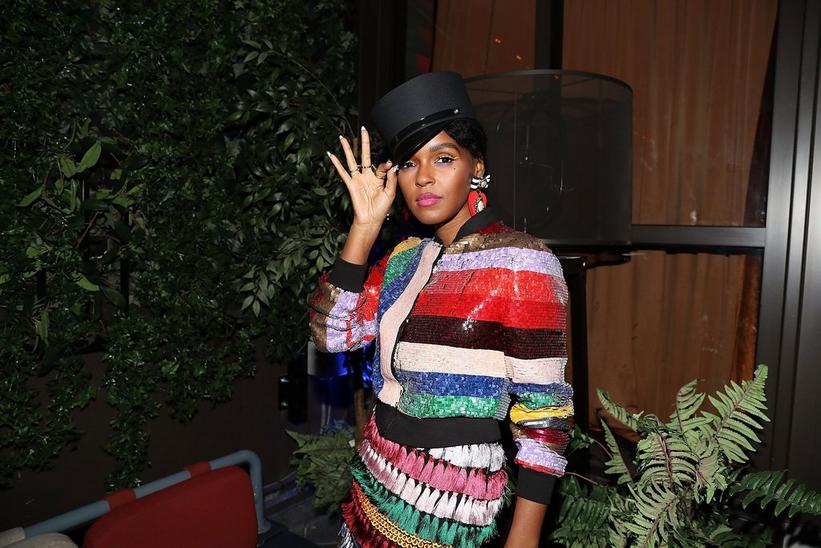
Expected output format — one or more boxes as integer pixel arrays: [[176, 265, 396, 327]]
[[434, 207, 499, 245]]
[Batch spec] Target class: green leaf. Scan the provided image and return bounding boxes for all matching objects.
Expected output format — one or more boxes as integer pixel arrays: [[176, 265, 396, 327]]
[[102, 287, 125, 307], [731, 470, 821, 518], [74, 274, 100, 292], [127, 183, 144, 196], [226, 111, 244, 122], [706, 365, 769, 464], [77, 141, 102, 172], [82, 198, 106, 211], [565, 425, 595, 455], [600, 418, 633, 484], [17, 185, 44, 207], [669, 378, 707, 432], [35, 308, 49, 344], [597, 388, 644, 432], [286, 428, 354, 512], [59, 156, 78, 177], [112, 194, 131, 208], [257, 291, 270, 306], [550, 477, 612, 547]]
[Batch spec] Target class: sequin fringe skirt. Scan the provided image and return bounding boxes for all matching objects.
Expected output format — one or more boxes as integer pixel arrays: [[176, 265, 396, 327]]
[[340, 415, 510, 547]]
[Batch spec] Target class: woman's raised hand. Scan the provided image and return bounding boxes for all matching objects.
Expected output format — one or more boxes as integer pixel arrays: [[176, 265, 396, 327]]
[[327, 126, 397, 231]]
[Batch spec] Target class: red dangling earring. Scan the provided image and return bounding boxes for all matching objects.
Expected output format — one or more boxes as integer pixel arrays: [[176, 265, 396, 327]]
[[468, 174, 491, 216], [468, 189, 487, 216]]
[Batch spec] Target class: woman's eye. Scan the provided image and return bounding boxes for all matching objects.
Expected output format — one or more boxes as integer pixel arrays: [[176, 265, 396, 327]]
[[436, 155, 455, 164], [399, 161, 415, 170]]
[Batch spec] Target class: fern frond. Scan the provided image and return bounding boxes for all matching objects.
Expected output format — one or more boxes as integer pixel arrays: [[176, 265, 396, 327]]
[[600, 418, 633, 484], [552, 476, 612, 548], [669, 378, 710, 434], [607, 493, 633, 547], [730, 469, 821, 518], [623, 482, 682, 548], [671, 379, 704, 421], [597, 388, 644, 432], [689, 436, 727, 503], [665, 523, 710, 548], [706, 525, 743, 547], [287, 428, 354, 511], [702, 364, 769, 464], [566, 424, 595, 455], [636, 431, 698, 489], [707, 525, 774, 548]]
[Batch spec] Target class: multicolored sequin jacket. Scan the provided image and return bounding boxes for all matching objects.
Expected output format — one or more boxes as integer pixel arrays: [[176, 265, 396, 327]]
[[310, 209, 572, 500]]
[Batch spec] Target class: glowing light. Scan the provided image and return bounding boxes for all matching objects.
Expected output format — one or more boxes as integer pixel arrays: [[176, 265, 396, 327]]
[[493, 37, 502, 44]]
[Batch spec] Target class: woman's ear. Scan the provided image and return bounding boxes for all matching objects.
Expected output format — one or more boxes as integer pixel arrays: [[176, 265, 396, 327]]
[[473, 158, 485, 177]]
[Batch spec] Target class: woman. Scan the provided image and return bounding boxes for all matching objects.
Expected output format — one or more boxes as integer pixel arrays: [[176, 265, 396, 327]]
[[310, 72, 572, 547]]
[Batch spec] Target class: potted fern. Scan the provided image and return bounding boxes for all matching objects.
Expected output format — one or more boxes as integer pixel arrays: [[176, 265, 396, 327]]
[[552, 365, 821, 547]]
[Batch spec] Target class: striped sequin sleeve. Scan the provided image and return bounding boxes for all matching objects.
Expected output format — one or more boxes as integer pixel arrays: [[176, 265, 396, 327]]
[[502, 244, 573, 504], [309, 254, 388, 353]]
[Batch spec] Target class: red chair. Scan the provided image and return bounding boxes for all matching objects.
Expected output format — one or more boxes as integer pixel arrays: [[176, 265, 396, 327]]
[[84, 465, 257, 548], [19, 450, 269, 548]]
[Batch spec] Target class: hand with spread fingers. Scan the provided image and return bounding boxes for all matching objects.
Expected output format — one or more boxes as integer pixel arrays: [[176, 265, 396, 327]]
[[327, 126, 397, 231]]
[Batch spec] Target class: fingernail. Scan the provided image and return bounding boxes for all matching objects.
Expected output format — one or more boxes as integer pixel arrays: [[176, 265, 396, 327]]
[[360, 125, 366, 132], [338, 135, 343, 140], [326, 151, 332, 158], [386, 160, 392, 166]]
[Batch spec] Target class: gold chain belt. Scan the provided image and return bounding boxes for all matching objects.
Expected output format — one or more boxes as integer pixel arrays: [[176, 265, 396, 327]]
[[353, 483, 450, 548]]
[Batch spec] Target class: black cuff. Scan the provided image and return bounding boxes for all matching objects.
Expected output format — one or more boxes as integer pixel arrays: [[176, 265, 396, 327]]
[[516, 467, 558, 505], [328, 258, 368, 292]]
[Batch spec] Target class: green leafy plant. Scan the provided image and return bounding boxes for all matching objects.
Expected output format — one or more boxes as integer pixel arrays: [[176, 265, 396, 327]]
[[1, 0, 356, 489], [552, 365, 821, 548], [287, 426, 355, 512]]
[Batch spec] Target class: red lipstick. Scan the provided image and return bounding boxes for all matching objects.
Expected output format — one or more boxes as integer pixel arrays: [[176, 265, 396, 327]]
[[416, 192, 442, 207]]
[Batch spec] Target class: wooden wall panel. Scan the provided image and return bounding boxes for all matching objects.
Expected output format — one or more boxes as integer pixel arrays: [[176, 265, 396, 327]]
[[433, 0, 536, 77], [563, 0, 776, 226], [563, 0, 775, 424]]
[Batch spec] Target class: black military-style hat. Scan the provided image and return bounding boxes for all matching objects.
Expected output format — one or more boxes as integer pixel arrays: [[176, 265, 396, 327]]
[[369, 71, 476, 164]]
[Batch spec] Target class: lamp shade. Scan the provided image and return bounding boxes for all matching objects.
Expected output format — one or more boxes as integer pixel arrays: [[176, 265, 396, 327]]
[[466, 70, 633, 247]]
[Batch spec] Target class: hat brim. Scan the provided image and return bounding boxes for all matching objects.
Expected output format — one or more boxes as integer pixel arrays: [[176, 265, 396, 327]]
[[391, 121, 452, 164]]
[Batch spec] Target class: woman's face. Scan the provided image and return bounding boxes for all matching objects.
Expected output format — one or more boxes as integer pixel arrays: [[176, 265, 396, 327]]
[[397, 130, 484, 227]]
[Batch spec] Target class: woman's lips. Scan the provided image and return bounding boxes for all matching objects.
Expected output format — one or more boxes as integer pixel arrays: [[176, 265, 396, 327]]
[[416, 193, 442, 207]]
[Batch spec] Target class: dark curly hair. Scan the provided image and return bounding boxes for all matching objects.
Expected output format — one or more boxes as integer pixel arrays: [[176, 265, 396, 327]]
[[443, 118, 487, 161]]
